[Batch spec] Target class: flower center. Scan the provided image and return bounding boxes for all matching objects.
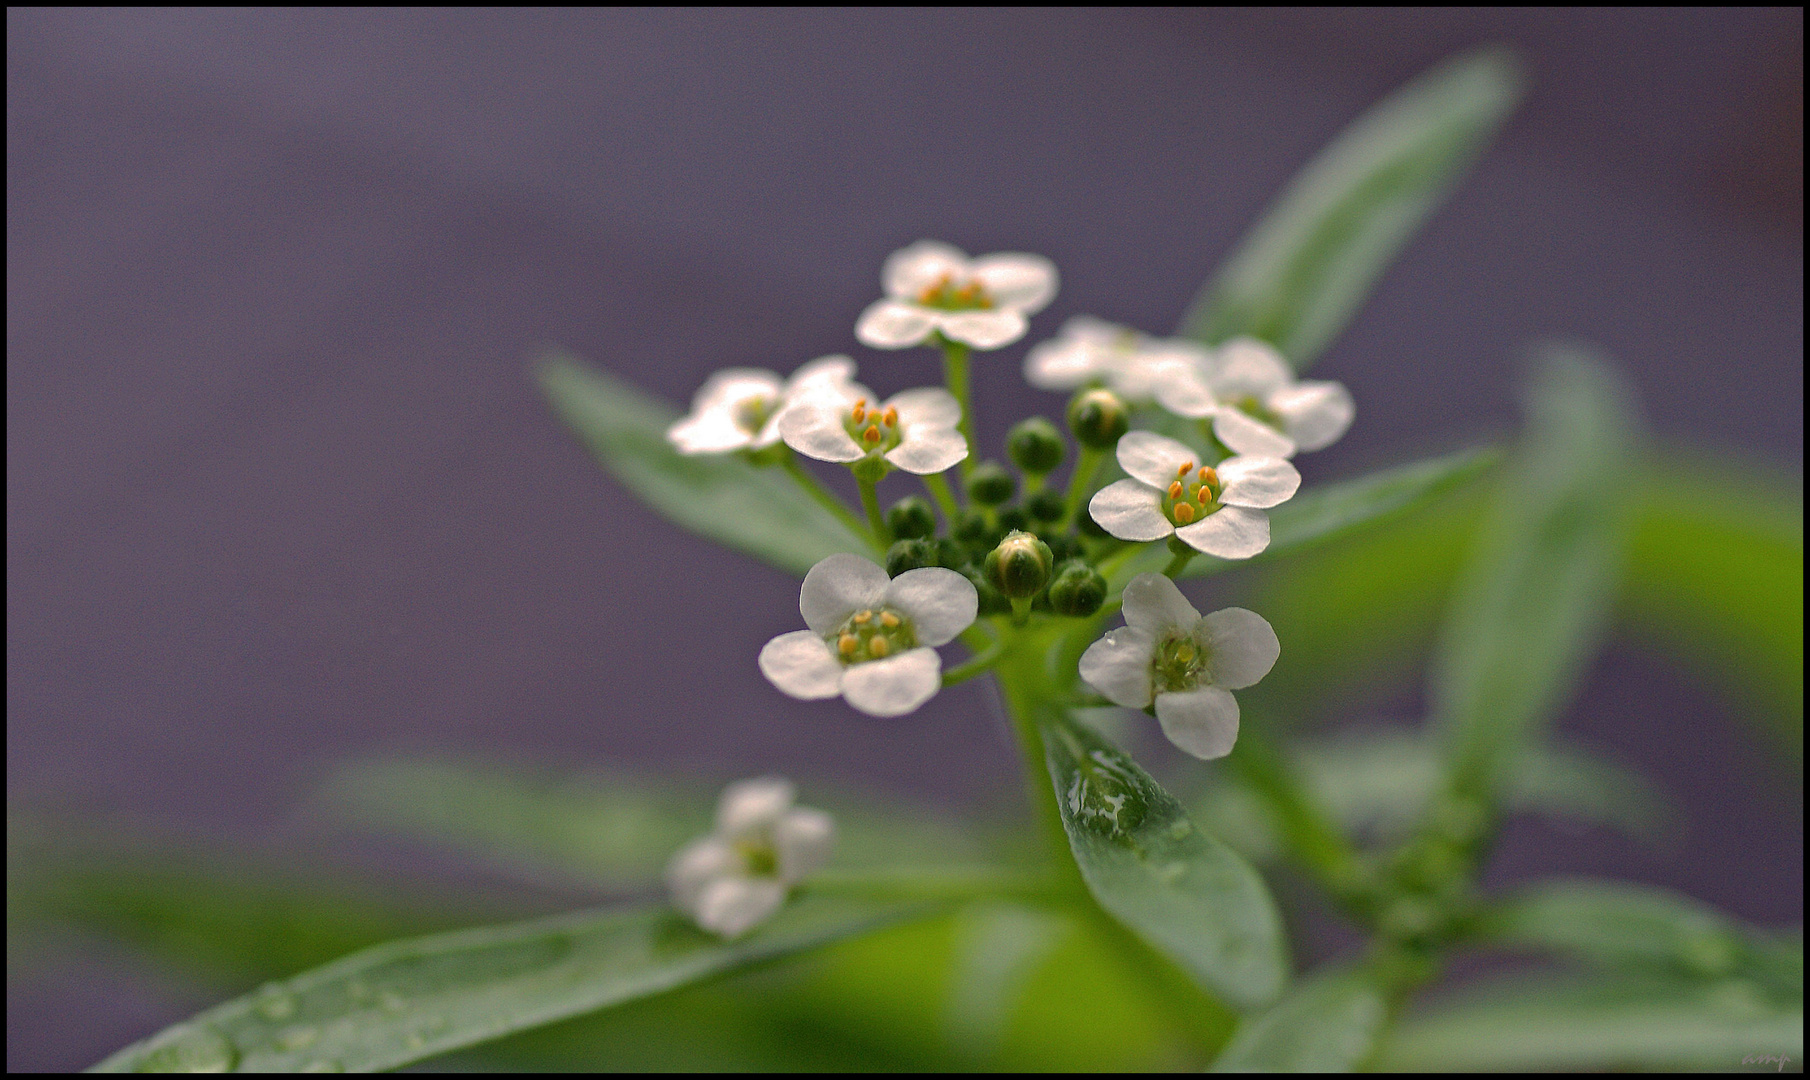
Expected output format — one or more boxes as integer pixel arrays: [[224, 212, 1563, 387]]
[[842, 399, 904, 455], [1151, 632, 1207, 694], [1223, 393, 1283, 430], [1161, 460, 1223, 526], [827, 605, 917, 665], [916, 274, 995, 311], [733, 393, 778, 436], [734, 836, 779, 877]]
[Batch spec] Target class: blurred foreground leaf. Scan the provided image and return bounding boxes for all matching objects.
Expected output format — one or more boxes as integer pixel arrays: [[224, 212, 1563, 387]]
[[1209, 965, 1387, 1072], [1037, 705, 1288, 1010], [538, 354, 869, 577], [89, 893, 933, 1073], [1180, 48, 1521, 368]]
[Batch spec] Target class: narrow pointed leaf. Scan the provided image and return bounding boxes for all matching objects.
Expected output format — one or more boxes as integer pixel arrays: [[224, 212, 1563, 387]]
[[1037, 705, 1288, 1010], [1179, 48, 1521, 369], [89, 894, 933, 1073], [538, 354, 869, 576], [1433, 348, 1639, 799], [1210, 966, 1387, 1072]]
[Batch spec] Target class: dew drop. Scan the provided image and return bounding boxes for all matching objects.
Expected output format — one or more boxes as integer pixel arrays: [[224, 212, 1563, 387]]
[[1166, 819, 1194, 841], [403, 1032, 426, 1051], [253, 989, 297, 1022], [344, 978, 372, 1003], [378, 989, 409, 1013], [136, 1024, 237, 1073], [276, 1025, 318, 1052]]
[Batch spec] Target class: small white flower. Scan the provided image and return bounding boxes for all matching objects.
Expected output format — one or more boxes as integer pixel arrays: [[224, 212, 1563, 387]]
[[1152, 336, 1354, 459], [1078, 574, 1278, 760], [1024, 316, 1209, 404], [1088, 431, 1300, 559], [759, 553, 978, 717], [777, 378, 968, 475], [667, 776, 835, 938], [666, 355, 858, 455], [855, 240, 1057, 351]]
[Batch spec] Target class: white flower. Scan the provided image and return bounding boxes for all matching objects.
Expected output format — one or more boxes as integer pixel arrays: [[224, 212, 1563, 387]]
[[666, 355, 858, 455], [1024, 316, 1208, 404], [1152, 336, 1354, 458], [777, 378, 968, 475], [1078, 574, 1278, 760], [1088, 431, 1300, 559], [666, 776, 835, 938], [759, 554, 978, 717], [855, 240, 1057, 351]]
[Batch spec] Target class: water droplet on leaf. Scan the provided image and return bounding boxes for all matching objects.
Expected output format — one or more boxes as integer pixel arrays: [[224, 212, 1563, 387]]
[[136, 1025, 237, 1073]]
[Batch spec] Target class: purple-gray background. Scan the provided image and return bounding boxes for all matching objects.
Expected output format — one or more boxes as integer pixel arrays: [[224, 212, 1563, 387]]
[[8, 8, 1802, 1070]]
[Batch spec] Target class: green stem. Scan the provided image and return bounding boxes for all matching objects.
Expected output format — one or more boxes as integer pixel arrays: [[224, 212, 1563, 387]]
[[784, 457, 882, 554], [941, 639, 1006, 686], [941, 338, 975, 481], [1063, 445, 1105, 526], [1228, 727, 1376, 919], [1160, 545, 1195, 578], [857, 475, 891, 546], [921, 470, 961, 523], [991, 630, 1088, 895]]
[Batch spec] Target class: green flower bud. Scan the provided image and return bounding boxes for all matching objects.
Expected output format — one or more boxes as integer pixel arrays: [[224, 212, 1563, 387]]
[[1048, 561, 1107, 617], [885, 495, 938, 540], [963, 566, 1012, 617], [1006, 417, 1066, 475], [1076, 508, 1110, 539], [995, 505, 1030, 535], [1026, 488, 1067, 523], [933, 538, 968, 570], [967, 460, 1017, 507], [983, 530, 1054, 600], [953, 507, 993, 546], [1044, 532, 1084, 565], [1067, 388, 1130, 450], [885, 538, 938, 577]]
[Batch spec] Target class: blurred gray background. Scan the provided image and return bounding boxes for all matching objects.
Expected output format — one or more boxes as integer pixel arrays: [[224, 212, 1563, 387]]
[[7, 9, 1802, 1070]]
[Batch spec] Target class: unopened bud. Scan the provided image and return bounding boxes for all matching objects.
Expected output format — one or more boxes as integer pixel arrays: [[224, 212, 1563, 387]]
[[1066, 388, 1130, 450], [1027, 489, 1067, 524], [1044, 532, 1084, 565], [1047, 561, 1106, 617], [995, 505, 1030, 535], [952, 507, 993, 546], [983, 530, 1054, 600], [885, 495, 938, 540], [967, 461, 1017, 507], [1006, 417, 1067, 475], [885, 538, 938, 577]]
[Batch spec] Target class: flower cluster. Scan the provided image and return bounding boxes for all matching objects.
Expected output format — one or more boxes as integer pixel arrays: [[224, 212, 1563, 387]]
[[667, 777, 834, 937]]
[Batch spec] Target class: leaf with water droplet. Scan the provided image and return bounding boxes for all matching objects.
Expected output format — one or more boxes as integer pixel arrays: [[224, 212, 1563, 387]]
[[1039, 705, 1288, 1010], [116, 1024, 237, 1073]]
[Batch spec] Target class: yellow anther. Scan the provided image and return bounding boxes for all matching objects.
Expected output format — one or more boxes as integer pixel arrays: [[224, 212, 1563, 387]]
[[883, 406, 898, 427], [838, 634, 858, 657], [1199, 466, 1216, 485], [1168, 480, 1184, 499], [1176, 642, 1194, 662], [863, 424, 882, 444], [868, 637, 890, 658], [879, 611, 900, 628], [854, 609, 872, 623], [918, 274, 953, 305], [851, 403, 866, 424], [1173, 502, 1196, 524]]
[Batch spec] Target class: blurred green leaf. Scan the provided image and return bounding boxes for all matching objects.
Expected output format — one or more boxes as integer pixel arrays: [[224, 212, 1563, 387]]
[[1209, 965, 1387, 1072], [538, 354, 869, 577], [1179, 49, 1521, 369], [1480, 878, 1803, 996], [1038, 705, 1288, 1010], [89, 893, 934, 1073], [1374, 971, 1804, 1071], [1432, 348, 1640, 800]]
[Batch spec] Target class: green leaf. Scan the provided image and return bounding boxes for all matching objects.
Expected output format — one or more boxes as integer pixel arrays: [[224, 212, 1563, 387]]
[[537, 353, 870, 577], [88, 893, 934, 1073], [1037, 705, 1288, 1010], [1179, 49, 1521, 369], [1209, 966, 1387, 1072], [1432, 348, 1641, 799], [1374, 972, 1804, 1071], [1480, 878, 1802, 995], [1108, 444, 1500, 589]]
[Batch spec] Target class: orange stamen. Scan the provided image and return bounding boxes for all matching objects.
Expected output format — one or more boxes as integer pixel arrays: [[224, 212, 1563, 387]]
[[1168, 480, 1183, 499], [883, 406, 898, 426], [1173, 503, 1196, 524], [863, 424, 881, 444]]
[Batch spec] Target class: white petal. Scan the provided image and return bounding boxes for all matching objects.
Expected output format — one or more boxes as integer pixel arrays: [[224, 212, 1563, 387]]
[[778, 401, 864, 463], [758, 630, 846, 700], [799, 554, 891, 633], [884, 567, 978, 646], [1024, 337, 1102, 390], [667, 411, 755, 454], [1078, 627, 1157, 708], [1154, 687, 1241, 760], [1150, 362, 1218, 418], [1195, 607, 1280, 691], [1120, 572, 1202, 635], [856, 299, 937, 349], [970, 252, 1058, 314], [1115, 430, 1202, 488], [1272, 381, 1354, 452], [1210, 337, 1293, 397], [1061, 315, 1132, 346], [886, 427, 968, 474], [1175, 505, 1270, 559], [840, 648, 941, 717], [774, 807, 835, 884], [784, 355, 858, 396], [694, 876, 787, 938], [886, 386, 963, 430], [883, 240, 970, 300], [666, 837, 737, 913], [1088, 479, 1173, 542], [1216, 455, 1301, 509], [689, 369, 784, 415], [1113, 351, 1187, 405], [938, 309, 1027, 350], [717, 776, 797, 837], [1211, 408, 1297, 459]]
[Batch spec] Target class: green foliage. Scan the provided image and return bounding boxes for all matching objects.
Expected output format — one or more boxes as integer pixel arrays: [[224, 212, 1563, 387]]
[[1209, 966, 1388, 1072], [537, 354, 869, 577], [89, 894, 936, 1073], [1038, 706, 1288, 1010], [1179, 48, 1521, 369]]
